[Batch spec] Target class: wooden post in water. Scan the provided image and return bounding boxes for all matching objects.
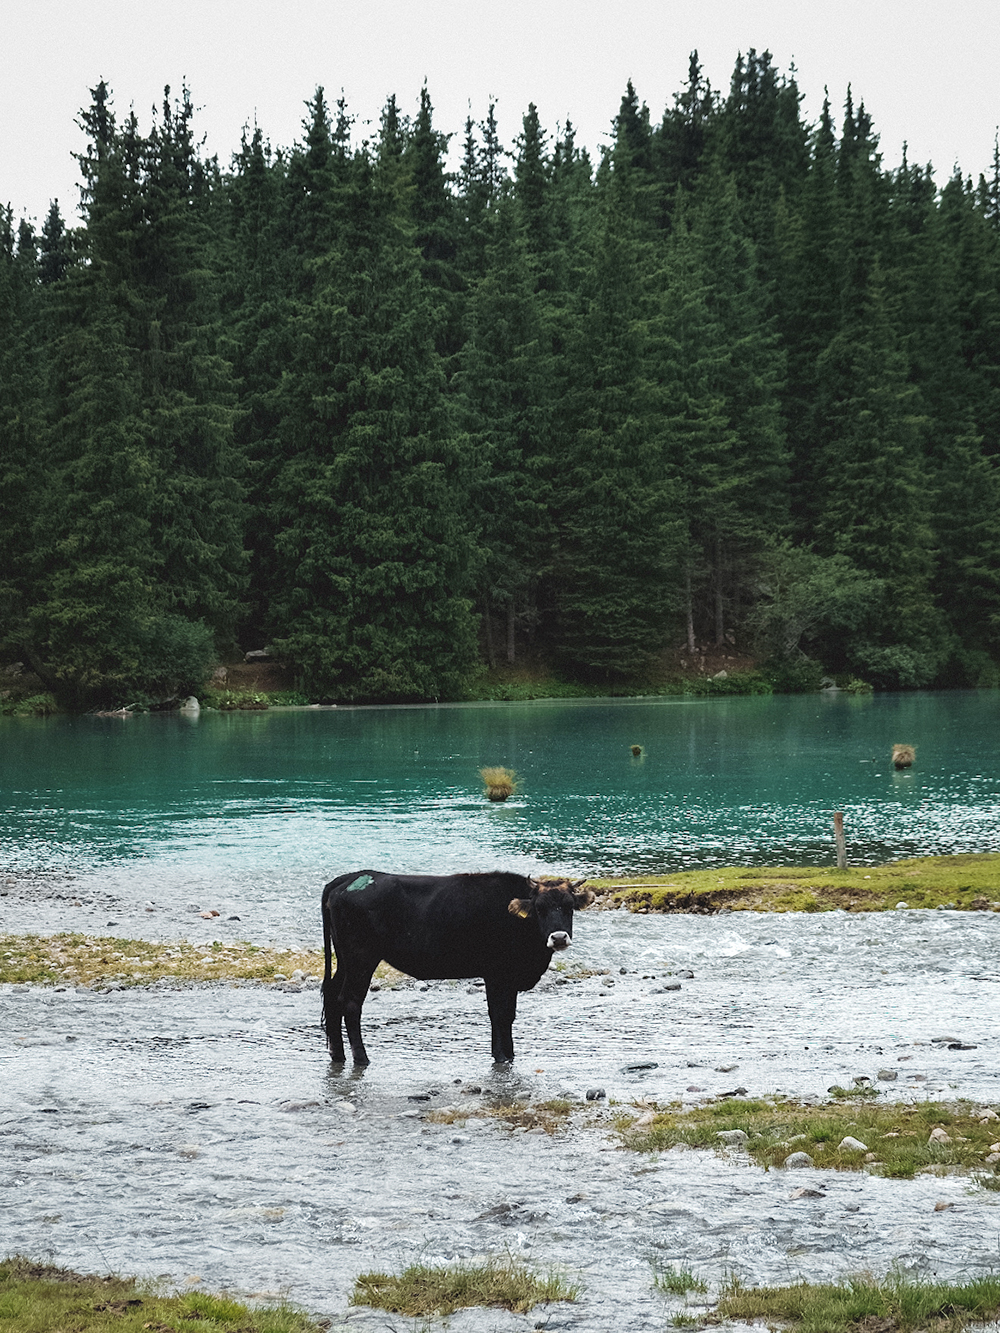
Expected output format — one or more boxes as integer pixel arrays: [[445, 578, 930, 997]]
[[833, 811, 847, 869]]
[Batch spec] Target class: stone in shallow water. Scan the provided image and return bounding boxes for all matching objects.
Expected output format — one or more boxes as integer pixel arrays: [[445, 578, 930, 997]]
[[784, 1151, 815, 1168]]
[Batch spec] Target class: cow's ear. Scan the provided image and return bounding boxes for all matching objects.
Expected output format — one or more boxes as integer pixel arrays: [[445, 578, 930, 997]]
[[508, 898, 532, 919], [572, 890, 594, 909]]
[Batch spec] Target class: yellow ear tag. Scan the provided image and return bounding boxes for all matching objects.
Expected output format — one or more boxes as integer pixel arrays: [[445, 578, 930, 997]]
[[517, 907, 531, 919]]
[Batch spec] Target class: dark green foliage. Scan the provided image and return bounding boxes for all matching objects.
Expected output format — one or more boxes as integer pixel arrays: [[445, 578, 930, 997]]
[[267, 139, 480, 701], [2, 62, 1000, 703]]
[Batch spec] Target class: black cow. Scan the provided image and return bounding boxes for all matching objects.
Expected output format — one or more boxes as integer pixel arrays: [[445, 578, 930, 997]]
[[321, 870, 591, 1064]]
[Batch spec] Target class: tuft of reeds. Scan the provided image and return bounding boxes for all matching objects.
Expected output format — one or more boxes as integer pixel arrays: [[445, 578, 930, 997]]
[[892, 742, 916, 769], [652, 1263, 708, 1296], [351, 1256, 579, 1316], [480, 765, 517, 801]]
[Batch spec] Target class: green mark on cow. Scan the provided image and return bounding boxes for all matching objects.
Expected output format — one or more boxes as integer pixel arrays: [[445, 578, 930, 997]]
[[346, 874, 374, 893]]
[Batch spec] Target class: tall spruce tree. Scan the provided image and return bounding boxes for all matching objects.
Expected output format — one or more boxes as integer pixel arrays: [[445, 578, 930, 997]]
[[549, 147, 683, 676], [20, 83, 243, 706], [268, 116, 480, 700]]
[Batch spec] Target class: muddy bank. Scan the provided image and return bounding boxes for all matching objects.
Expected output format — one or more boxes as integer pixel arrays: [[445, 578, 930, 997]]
[[3, 907, 1000, 1332]]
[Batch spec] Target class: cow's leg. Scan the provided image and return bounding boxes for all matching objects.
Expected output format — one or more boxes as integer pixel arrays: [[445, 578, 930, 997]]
[[342, 956, 379, 1065], [322, 964, 347, 1063], [485, 980, 518, 1063]]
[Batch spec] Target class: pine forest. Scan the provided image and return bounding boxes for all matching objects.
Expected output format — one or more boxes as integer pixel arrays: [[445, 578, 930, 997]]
[[3, 52, 1000, 709]]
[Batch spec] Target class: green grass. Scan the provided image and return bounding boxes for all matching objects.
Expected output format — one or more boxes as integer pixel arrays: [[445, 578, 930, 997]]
[[716, 1270, 1000, 1332], [588, 853, 1000, 914], [652, 1263, 708, 1296], [350, 1256, 579, 1316], [619, 1098, 1000, 1180], [0, 1257, 319, 1332]]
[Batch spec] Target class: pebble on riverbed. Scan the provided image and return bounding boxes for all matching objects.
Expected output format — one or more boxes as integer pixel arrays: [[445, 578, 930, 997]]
[[784, 1151, 815, 1168]]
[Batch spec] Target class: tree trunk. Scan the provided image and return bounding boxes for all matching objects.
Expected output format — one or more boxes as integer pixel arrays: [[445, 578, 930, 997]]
[[714, 532, 725, 646], [484, 605, 496, 668], [685, 568, 696, 654], [506, 602, 516, 663]]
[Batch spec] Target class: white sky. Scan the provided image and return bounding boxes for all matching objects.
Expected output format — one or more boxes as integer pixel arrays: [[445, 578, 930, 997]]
[[4, 0, 999, 226]]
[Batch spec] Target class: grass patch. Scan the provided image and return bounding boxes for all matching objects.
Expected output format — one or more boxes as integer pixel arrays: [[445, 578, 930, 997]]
[[0, 1256, 319, 1332], [619, 1098, 1000, 1180], [588, 853, 1000, 914], [716, 1270, 1000, 1332], [351, 1256, 578, 1316], [653, 1263, 708, 1296], [0, 933, 333, 988], [426, 1098, 575, 1134]]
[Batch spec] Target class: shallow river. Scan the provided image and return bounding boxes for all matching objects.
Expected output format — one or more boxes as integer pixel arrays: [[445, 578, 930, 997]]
[[4, 906, 1000, 1331]]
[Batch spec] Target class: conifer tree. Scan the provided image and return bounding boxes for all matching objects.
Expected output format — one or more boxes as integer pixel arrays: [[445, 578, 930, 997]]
[[19, 82, 243, 705], [268, 122, 480, 700], [812, 266, 947, 686], [549, 149, 683, 675]]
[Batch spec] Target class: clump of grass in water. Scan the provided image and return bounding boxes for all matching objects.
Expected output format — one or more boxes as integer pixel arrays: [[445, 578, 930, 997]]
[[0, 1256, 319, 1332], [426, 1098, 574, 1134], [717, 1270, 1000, 1332], [652, 1262, 708, 1296], [480, 765, 517, 800], [619, 1097, 1000, 1180], [351, 1255, 578, 1316]]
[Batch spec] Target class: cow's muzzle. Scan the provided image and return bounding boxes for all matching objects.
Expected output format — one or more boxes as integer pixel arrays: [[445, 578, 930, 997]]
[[547, 931, 571, 951]]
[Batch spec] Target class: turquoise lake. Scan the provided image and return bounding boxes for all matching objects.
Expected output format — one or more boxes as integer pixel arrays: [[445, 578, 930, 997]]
[[2, 692, 997, 905]]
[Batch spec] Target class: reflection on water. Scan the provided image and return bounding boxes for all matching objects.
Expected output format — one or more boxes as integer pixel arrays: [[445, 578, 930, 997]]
[[1, 692, 998, 931]]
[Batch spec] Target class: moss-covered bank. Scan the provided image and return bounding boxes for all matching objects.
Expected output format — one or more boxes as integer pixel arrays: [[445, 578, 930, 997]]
[[587, 853, 1000, 914]]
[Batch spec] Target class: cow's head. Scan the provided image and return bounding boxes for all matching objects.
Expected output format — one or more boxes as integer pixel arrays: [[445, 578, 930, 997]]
[[507, 877, 593, 951]]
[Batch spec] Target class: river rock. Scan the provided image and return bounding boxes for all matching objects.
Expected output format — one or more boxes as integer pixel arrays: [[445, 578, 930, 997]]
[[978, 1109, 999, 1122], [877, 1069, 898, 1081], [585, 1088, 606, 1101], [790, 1188, 826, 1199], [716, 1129, 749, 1145], [928, 1127, 952, 1144], [838, 1136, 869, 1152], [784, 1151, 815, 1168]]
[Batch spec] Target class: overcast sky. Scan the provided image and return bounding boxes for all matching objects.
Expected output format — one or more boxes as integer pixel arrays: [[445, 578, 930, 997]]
[[4, 0, 998, 225]]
